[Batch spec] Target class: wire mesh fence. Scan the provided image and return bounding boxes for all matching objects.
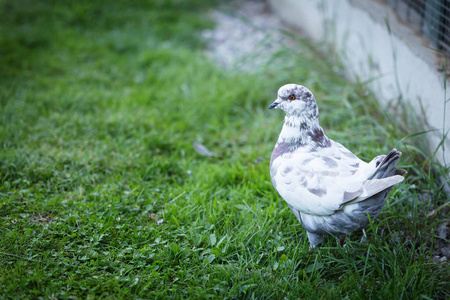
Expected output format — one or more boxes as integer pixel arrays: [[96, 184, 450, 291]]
[[383, 0, 450, 54]]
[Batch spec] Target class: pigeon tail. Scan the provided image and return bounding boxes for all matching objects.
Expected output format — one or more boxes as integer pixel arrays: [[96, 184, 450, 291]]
[[369, 148, 403, 180], [347, 149, 405, 205]]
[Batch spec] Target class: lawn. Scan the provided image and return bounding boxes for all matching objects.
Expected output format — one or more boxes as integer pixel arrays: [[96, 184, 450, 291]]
[[0, 0, 449, 298]]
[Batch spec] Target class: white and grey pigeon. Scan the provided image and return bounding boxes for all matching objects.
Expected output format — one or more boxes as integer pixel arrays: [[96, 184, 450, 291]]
[[269, 84, 406, 250]]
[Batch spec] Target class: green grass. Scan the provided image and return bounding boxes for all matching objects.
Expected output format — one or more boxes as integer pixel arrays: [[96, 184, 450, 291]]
[[1, 0, 449, 298]]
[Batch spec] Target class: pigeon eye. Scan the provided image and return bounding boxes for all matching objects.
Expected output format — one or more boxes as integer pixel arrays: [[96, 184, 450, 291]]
[[289, 94, 296, 100]]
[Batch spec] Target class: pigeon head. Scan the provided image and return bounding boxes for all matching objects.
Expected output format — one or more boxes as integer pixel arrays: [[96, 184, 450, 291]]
[[269, 84, 329, 148], [269, 84, 319, 119]]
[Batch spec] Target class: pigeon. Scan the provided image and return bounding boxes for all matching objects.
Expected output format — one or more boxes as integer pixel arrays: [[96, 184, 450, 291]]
[[269, 84, 406, 249]]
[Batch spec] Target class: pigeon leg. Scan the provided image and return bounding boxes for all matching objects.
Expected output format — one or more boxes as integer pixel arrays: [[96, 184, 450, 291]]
[[307, 231, 323, 250], [339, 234, 347, 247]]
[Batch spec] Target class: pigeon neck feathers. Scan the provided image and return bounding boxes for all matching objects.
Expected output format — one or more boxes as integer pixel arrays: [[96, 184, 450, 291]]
[[270, 114, 330, 168], [277, 108, 330, 150]]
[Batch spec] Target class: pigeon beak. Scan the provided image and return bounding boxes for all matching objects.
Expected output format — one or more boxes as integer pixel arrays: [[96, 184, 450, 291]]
[[269, 99, 280, 109]]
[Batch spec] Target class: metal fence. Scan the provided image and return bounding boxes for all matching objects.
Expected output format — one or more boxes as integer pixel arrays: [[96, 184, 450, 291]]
[[383, 0, 450, 54]]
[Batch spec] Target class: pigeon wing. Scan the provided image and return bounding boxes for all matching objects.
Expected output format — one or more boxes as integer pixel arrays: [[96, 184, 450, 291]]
[[271, 143, 402, 216]]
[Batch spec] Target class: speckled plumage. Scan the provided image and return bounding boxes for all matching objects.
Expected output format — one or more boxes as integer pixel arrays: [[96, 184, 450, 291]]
[[269, 84, 406, 249]]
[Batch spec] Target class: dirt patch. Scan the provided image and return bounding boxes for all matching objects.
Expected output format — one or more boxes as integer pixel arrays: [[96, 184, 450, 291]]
[[202, 0, 301, 71], [30, 212, 54, 224]]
